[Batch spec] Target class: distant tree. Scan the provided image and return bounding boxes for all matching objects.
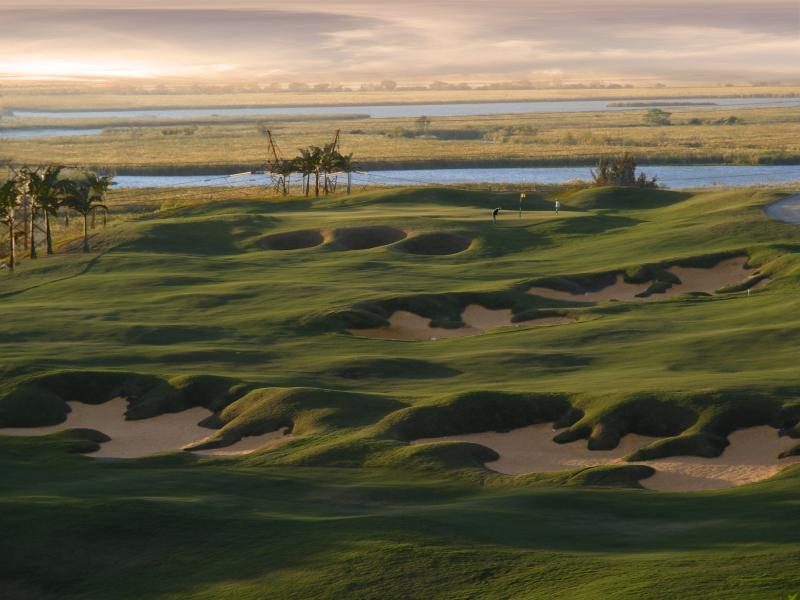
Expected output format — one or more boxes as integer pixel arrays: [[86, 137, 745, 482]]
[[644, 109, 672, 126], [592, 153, 657, 188], [379, 80, 398, 91], [416, 115, 432, 134]]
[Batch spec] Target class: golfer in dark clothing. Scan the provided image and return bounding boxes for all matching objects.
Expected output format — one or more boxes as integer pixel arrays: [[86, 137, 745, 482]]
[[492, 207, 501, 225]]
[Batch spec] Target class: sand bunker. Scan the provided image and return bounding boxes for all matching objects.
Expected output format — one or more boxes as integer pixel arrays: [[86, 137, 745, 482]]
[[529, 277, 651, 303], [529, 256, 760, 303], [663, 256, 754, 296], [412, 424, 800, 492], [261, 229, 325, 250], [398, 232, 472, 255], [351, 305, 573, 341], [333, 226, 407, 250], [0, 399, 288, 459]]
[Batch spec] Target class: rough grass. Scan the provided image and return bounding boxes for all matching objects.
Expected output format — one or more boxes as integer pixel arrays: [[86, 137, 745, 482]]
[[3, 102, 800, 171]]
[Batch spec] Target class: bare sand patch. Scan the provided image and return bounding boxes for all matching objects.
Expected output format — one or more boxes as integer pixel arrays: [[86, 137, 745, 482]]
[[661, 256, 754, 297], [0, 399, 291, 459], [351, 305, 573, 341], [645, 427, 800, 491], [0, 399, 213, 458], [529, 277, 651, 303], [528, 256, 760, 303], [412, 424, 800, 492], [191, 428, 293, 456], [352, 310, 478, 341]]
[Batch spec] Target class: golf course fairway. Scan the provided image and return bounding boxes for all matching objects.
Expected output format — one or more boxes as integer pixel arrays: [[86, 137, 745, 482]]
[[2, 185, 800, 599]]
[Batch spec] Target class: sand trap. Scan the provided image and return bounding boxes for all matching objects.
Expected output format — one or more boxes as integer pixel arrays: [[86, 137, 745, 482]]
[[0, 399, 289, 459], [0, 399, 213, 458], [661, 256, 754, 297], [351, 305, 573, 341], [529, 277, 651, 303], [192, 427, 293, 456], [261, 229, 325, 250], [412, 424, 800, 492], [398, 232, 472, 255], [528, 256, 760, 303], [352, 311, 478, 341], [333, 225, 407, 250]]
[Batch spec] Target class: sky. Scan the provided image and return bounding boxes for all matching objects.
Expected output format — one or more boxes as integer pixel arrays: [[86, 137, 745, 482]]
[[0, 1, 798, 82]]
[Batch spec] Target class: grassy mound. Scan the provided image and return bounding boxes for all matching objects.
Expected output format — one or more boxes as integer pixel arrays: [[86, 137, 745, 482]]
[[565, 186, 691, 210], [260, 229, 325, 250], [374, 391, 575, 441], [0, 372, 249, 427], [396, 232, 473, 255], [331, 225, 407, 250], [188, 387, 405, 450]]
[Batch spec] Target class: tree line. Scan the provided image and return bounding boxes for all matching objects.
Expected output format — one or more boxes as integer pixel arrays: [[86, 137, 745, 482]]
[[0, 167, 112, 272]]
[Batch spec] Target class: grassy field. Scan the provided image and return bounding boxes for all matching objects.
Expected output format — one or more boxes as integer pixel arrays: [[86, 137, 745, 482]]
[[2, 184, 800, 598], [2, 84, 799, 111], [3, 105, 800, 173]]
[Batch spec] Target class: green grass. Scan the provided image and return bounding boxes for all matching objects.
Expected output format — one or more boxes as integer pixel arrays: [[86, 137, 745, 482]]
[[2, 184, 800, 598]]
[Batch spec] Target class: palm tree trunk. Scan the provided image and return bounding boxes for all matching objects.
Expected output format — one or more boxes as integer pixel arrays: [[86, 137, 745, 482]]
[[22, 200, 29, 251], [82, 213, 90, 253], [29, 209, 37, 259], [91, 209, 96, 229], [305, 175, 310, 196], [64, 210, 70, 227], [347, 172, 352, 195], [7, 220, 15, 271], [314, 170, 320, 197], [45, 211, 54, 255]]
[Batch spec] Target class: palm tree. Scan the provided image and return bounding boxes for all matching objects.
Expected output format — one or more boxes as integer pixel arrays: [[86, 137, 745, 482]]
[[63, 172, 113, 253], [319, 142, 340, 195], [23, 166, 68, 256], [296, 146, 323, 197], [336, 152, 357, 195], [0, 177, 22, 271]]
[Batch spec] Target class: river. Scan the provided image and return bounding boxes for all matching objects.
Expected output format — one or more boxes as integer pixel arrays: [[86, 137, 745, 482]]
[[109, 165, 800, 190], [9, 96, 800, 123]]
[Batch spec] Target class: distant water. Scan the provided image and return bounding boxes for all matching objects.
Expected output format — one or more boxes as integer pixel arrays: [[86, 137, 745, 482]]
[[0, 128, 103, 139], [111, 165, 800, 190], [12, 96, 800, 121]]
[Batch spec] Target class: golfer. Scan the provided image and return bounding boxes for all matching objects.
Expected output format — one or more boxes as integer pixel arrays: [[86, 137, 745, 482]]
[[555, 200, 560, 215], [492, 207, 501, 224]]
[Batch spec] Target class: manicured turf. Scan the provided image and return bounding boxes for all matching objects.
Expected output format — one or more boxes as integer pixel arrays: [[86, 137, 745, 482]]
[[1, 185, 800, 598]]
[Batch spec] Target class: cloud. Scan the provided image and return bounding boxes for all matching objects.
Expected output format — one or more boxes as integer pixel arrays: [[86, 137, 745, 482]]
[[0, 1, 797, 81]]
